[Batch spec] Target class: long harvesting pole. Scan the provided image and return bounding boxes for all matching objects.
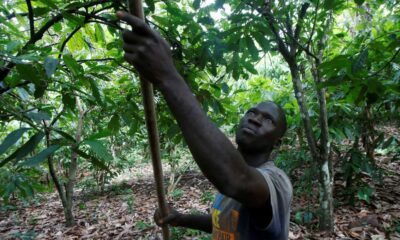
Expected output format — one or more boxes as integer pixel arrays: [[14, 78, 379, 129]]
[[127, 1, 170, 239]]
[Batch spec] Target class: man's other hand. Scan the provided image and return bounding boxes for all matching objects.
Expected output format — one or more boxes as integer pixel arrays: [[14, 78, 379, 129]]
[[153, 206, 181, 227], [117, 11, 178, 85]]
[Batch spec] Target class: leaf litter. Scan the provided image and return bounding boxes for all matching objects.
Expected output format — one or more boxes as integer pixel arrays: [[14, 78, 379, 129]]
[[0, 154, 399, 239]]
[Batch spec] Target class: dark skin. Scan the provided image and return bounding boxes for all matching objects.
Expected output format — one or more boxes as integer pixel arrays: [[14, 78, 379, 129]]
[[117, 12, 286, 233]]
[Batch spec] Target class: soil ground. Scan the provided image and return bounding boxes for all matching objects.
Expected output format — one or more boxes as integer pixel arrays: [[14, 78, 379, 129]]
[[1, 153, 399, 240]]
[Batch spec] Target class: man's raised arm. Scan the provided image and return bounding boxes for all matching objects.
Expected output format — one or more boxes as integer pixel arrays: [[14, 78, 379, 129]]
[[117, 12, 270, 209]]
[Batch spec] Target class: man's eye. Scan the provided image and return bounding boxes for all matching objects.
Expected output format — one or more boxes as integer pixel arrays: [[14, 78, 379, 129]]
[[247, 111, 255, 116], [264, 118, 272, 124]]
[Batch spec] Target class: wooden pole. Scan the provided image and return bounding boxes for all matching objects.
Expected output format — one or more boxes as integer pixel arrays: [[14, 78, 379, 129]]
[[127, 1, 170, 239]]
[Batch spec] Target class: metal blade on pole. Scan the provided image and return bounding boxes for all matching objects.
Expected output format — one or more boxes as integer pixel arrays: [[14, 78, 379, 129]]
[[127, 1, 170, 239]]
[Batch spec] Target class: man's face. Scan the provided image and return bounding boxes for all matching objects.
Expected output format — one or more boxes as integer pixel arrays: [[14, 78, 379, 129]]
[[235, 102, 284, 153]]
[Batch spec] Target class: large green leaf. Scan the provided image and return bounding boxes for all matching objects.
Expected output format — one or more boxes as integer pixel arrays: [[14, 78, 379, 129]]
[[0, 132, 45, 168], [53, 129, 76, 143], [0, 128, 31, 156], [62, 92, 76, 110], [63, 54, 82, 76], [352, 49, 368, 74], [107, 114, 120, 134], [44, 57, 59, 77], [354, 0, 365, 6], [87, 130, 112, 140], [94, 23, 106, 44], [193, 0, 201, 9], [82, 139, 113, 161], [324, 0, 335, 10], [25, 111, 51, 121], [88, 78, 102, 104], [20, 145, 61, 167], [16, 64, 40, 84], [75, 149, 110, 172]]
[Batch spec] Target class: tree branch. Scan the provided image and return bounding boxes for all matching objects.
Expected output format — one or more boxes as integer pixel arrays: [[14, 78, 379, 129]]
[[259, 1, 291, 61], [0, 0, 111, 82], [368, 47, 400, 78], [294, 3, 310, 42], [306, 0, 320, 50], [58, 26, 83, 59], [26, 0, 35, 39], [6, 12, 28, 20]]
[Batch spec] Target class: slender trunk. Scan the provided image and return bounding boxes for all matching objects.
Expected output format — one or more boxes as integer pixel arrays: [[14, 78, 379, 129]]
[[261, 2, 334, 232], [288, 62, 319, 161], [64, 99, 85, 227], [294, 127, 304, 148], [311, 61, 333, 231], [43, 119, 72, 225], [362, 106, 375, 161]]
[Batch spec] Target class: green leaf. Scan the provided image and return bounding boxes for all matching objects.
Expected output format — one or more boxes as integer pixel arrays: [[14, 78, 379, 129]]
[[87, 130, 112, 140], [0, 132, 45, 168], [0, 128, 31, 156], [75, 149, 110, 172], [215, 0, 224, 8], [94, 23, 106, 44], [82, 140, 113, 161], [242, 61, 258, 75], [107, 114, 120, 134], [193, 0, 201, 9], [294, 212, 303, 223], [324, 0, 335, 10], [63, 54, 82, 76], [53, 22, 62, 32], [357, 186, 374, 203], [0, 16, 23, 37], [44, 57, 59, 77], [34, 82, 47, 99], [245, 36, 258, 60], [146, 0, 155, 12], [88, 78, 102, 104], [53, 129, 76, 143], [352, 49, 368, 74], [303, 212, 313, 224], [25, 111, 51, 121], [354, 0, 364, 6], [62, 92, 76, 110], [33, 7, 51, 17], [16, 64, 40, 84], [38, 0, 58, 9], [221, 83, 229, 94], [20, 145, 60, 167]]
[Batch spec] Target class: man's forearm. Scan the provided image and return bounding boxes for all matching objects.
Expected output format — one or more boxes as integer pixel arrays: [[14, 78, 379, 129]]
[[175, 213, 212, 233], [157, 72, 249, 194]]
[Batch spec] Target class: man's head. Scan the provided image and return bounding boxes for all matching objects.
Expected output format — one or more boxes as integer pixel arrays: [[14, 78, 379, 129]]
[[235, 101, 287, 153]]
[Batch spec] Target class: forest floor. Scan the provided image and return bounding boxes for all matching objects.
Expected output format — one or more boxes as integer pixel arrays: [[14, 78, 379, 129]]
[[1, 152, 399, 240]]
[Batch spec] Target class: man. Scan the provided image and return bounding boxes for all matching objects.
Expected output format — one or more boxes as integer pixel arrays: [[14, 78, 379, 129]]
[[117, 11, 292, 240]]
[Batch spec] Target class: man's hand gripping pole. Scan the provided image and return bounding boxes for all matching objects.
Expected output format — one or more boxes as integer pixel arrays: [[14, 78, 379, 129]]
[[127, 0, 170, 239]]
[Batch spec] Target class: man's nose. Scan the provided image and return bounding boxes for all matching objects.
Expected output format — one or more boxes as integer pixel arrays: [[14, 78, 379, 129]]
[[248, 115, 262, 126]]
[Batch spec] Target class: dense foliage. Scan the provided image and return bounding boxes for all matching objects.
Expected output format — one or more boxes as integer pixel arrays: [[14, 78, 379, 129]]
[[0, 0, 399, 235]]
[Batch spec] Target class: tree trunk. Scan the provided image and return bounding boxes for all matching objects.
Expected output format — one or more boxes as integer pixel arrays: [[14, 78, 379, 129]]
[[260, 2, 334, 232], [288, 62, 319, 161], [311, 62, 333, 231], [43, 116, 72, 226], [362, 106, 375, 161], [64, 99, 86, 227]]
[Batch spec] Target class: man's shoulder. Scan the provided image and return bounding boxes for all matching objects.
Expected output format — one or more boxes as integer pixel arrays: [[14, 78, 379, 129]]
[[257, 161, 292, 196]]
